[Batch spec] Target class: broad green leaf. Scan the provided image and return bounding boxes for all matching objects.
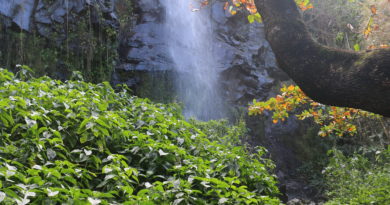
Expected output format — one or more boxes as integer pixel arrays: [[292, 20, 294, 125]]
[[80, 135, 88, 144]]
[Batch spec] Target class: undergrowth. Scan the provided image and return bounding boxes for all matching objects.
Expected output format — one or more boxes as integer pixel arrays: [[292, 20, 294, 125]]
[[0, 67, 280, 204]]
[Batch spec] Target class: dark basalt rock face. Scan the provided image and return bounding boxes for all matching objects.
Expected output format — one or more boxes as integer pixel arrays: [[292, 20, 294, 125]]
[[0, 0, 36, 31], [114, 0, 287, 105], [33, 0, 119, 38], [0, 0, 118, 34], [118, 0, 170, 72], [0, 0, 119, 82], [111, 0, 175, 99]]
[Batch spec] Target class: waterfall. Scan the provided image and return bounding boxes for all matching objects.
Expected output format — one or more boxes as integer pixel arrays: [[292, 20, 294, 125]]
[[162, 0, 226, 121]]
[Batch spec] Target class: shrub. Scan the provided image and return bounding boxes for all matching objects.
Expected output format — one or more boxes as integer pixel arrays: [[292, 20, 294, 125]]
[[324, 147, 390, 204], [0, 67, 280, 204], [249, 84, 390, 203]]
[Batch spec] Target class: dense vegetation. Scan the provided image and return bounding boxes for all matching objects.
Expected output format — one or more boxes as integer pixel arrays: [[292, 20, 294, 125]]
[[0, 0, 133, 83], [246, 1, 390, 202], [1, 0, 390, 204], [324, 148, 390, 204], [0, 67, 280, 204], [250, 85, 390, 204]]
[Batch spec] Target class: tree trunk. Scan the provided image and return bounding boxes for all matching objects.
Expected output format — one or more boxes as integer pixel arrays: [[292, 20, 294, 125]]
[[254, 0, 390, 117]]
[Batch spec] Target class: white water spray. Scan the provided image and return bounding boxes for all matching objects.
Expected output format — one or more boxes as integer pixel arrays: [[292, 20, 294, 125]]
[[162, 0, 226, 120]]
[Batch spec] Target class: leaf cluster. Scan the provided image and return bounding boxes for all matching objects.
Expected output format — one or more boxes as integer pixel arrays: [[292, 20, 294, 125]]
[[249, 85, 380, 138], [323, 147, 390, 204], [0, 67, 280, 204]]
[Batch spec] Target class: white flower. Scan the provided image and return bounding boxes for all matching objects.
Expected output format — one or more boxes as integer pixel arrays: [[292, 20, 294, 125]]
[[0, 192, 5, 202], [219, 198, 228, 204], [145, 182, 152, 188], [25, 192, 36, 197], [47, 189, 59, 197], [84, 149, 92, 156], [158, 149, 169, 156], [15, 198, 30, 205], [88, 197, 101, 205]]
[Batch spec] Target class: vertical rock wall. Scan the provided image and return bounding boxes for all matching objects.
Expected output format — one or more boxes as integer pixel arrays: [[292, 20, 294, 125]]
[[113, 0, 288, 105], [0, 0, 119, 82]]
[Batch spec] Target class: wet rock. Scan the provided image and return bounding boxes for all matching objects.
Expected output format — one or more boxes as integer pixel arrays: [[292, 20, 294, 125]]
[[0, 0, 119, 82], [34, 0, 118, 38], [111, 0, 175, 95], [212, 9, 288, 104], [114, 0, 287, 105], [0, 0, 35, 31], [0, 0, 118, 34], [117, 0, 170, 72]]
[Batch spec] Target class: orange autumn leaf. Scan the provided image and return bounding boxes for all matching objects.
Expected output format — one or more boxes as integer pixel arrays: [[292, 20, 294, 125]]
[[287, 85, 295, 91], [276, 95, 284, 102], [249, 84, 379, 138], [370, 5, 377, 15], [343, 111, 351, 116], [300, 4, 313, 11]]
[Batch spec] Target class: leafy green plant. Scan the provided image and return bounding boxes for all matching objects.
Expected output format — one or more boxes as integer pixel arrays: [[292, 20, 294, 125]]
[[0, 67, 280, 204], [324, 147, 390, 204], [249, 84, 390, 202], [0, 3, 118, 83]]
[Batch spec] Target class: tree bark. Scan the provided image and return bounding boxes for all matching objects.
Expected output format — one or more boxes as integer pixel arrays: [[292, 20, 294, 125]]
[[254, 0, 390, 117]]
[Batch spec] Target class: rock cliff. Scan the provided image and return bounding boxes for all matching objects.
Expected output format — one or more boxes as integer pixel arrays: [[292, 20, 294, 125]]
[[0, 0, 119, 82], [113, 0, 288, 105]]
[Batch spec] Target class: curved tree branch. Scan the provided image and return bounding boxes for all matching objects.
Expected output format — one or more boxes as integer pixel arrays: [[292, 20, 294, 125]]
[[254, 0, 390, 117]]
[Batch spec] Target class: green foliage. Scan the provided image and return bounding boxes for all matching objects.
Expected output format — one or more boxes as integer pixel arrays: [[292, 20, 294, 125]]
[[249, 84, 390, 202], [0, 3, 118, 83], [303, 0, 364, 48], [115, 0, 134, 29], [324, 147, 390, 204], [0, 67, 280, 204], [249, 85, 380, 138]]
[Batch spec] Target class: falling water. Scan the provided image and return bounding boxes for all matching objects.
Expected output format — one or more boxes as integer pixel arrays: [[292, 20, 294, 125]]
[[162, 0, 226, 120]]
